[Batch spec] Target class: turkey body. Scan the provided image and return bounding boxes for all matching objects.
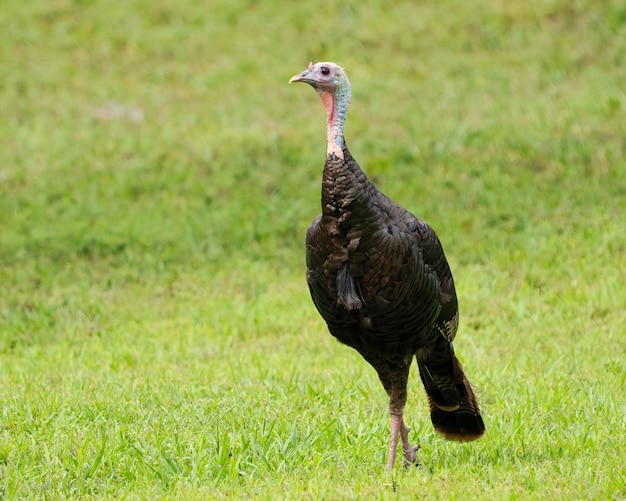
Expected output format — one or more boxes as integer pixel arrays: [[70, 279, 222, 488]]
[[291, 62, 484, 468], [306, 145, 447, 359]]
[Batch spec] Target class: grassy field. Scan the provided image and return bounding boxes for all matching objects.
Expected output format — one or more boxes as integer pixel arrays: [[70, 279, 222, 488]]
[[1, 0, 625, 498]]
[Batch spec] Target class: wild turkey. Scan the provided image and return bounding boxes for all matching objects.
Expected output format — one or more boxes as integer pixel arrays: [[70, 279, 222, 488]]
[[290, 62, 485, 468]]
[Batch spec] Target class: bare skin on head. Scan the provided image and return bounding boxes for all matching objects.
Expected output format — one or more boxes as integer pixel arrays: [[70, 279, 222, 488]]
[[289, 62, 351, 160]]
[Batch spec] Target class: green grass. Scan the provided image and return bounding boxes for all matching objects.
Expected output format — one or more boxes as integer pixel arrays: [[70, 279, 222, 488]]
[[1, 0, 626, 498]]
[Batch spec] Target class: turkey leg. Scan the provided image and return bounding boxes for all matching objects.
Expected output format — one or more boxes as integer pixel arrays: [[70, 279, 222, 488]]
[[386, 376, 420, 468], [388, 408, 420, 468], [357, 352, 420, 468]]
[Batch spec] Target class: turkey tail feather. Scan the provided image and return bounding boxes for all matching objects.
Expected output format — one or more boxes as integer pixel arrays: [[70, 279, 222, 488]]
[[417, 348, 485, 442]]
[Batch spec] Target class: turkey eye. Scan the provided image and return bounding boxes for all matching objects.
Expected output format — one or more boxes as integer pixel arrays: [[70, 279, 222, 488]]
[[321, 66, 330, 75]]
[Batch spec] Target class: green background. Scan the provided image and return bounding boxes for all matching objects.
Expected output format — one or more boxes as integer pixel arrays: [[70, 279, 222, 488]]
[[1, 0, 625, 498]]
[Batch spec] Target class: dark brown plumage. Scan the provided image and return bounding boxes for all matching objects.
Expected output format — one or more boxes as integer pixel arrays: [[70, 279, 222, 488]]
[[290, 62, 484, 468]]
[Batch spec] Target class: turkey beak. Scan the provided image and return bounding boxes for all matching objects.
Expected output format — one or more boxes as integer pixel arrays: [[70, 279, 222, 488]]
[[289, 71, 309, 84], [290, 61, 317, 85], [289, 67, 315, 85]]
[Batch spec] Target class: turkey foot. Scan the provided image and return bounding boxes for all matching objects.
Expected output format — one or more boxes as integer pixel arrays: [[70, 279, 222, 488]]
[[402, 442, 420, 468], [387, 411, 420, 468]]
